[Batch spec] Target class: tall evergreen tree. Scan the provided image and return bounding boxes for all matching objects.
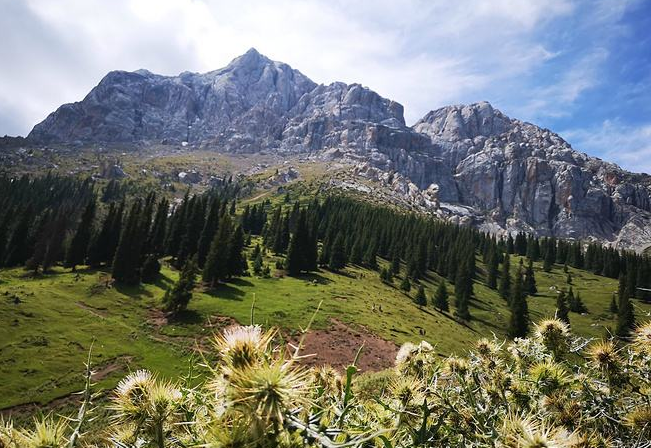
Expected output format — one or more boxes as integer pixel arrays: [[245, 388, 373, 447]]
[[227, 224, 247, 277], [112, 200, 144, 285], [328, 234, 347, 271], [556, 290, 570, 325], [162, 258, 197, 314], [498, 253, 511, 300], [65, 199, 96, 270], [415, 284, 427, 306], [508, 267, 529, 338], [202, 214, 232, 286], [487, 246, 499, 289], [524, 258, 537, 295], [434, 280, 449, 312], [616, 276, 635, 337]]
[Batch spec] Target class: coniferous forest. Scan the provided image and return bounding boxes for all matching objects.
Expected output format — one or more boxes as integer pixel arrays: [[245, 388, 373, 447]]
[[1, 173, 651, 447]]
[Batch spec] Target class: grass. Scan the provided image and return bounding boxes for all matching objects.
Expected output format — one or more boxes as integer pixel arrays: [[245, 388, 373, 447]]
[[1, 246, 649, 411]]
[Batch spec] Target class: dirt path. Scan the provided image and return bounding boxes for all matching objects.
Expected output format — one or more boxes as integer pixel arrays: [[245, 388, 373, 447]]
[[288, 319, 398, 372]]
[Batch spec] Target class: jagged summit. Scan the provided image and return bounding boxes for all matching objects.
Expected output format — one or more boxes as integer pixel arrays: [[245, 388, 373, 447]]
[[24, 50, 651, 251]]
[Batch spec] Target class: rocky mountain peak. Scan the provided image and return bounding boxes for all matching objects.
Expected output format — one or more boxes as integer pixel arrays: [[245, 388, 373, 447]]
[[22, 51, 651, 252], [413, 101, 513, 141]]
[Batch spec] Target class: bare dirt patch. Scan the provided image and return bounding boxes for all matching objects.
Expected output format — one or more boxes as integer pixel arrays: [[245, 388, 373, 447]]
[[289, 319, 398, 372], [91, 355, 135, 381]]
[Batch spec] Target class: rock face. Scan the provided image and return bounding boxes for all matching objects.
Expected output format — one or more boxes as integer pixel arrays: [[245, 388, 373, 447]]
[[27, 50, 651, 251]]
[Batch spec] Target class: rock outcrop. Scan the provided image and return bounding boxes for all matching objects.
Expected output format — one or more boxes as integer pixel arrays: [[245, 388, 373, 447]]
[[26, 50, 651, 252]]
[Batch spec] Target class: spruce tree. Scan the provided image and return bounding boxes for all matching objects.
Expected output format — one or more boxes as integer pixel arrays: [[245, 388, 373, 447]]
[[112, 201, 143, 285], [616, 280, 635, 337], [508, 267, 529, 338], [65, 199, 96, 270], [415, 284, 427, 306], [556, 290, 570, 325], [543, 246, 554, 272], [162, 258, 197, 315], [400, 276, 411, 293], [328, 234, 347, 271], [141, 255, 161, 283], [609, 293, 618, 314], [227, 225, 247, 278], [434, 280, 449, 312], [487, 247, 498, 289], [253, 252, 263, 276], [498, 253, 511, 300], [202, 213, 232, 285], [524, 258, 537, 295], [286, 233, 303, 276], [196, 197, 220, 267]]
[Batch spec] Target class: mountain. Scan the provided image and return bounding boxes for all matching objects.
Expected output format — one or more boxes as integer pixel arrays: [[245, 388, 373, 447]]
[[27, 49, 651, 252]]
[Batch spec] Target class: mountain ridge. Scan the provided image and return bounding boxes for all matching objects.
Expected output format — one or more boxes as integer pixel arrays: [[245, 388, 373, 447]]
[[23, 49, 651, 252]]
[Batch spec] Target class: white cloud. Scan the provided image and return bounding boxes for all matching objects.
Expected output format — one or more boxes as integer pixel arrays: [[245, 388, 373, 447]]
[[0, 0, 578, 135], [561, 120, 651, 174]]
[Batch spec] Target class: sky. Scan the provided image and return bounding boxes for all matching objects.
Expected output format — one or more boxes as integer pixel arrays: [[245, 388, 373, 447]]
[[1, 0, 650, 172]]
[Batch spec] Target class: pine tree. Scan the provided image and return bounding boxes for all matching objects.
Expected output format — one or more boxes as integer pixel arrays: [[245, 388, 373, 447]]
[[162, 258, 197, 315], [434, 280, 449, 312], [112, 200, 144, 285], [4, 207, 33, 267], [566, 272, 573, 284], [253, 252, 263, 276], [400, 276, 411, 293], [328, 234, 347, 271], [350, 238, 363, 265], [141, 255, 161, 283], [487, 247, 499, 289], [543, 246, 554, 272], [286, 233, 303, 276], [498, 253, 511, 300], [415, 284, 427, 306], [616, 276, 635, 337], [380, 267, 392, 284], [202, 214, 232, 286], [196, 197, 220, 267], [609, 293, 618, 314], [556, 290, 570, 325], [524, 258, 537, 295], [508, 267, 529, 338], [227, 225, 247, 277], [65, 199, 96, 270]]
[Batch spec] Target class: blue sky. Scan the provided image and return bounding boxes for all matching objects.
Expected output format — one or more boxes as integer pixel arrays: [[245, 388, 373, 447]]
[[1, 0, 650, 172]]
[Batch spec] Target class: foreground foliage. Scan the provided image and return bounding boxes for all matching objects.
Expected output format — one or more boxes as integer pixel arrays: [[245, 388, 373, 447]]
[[2, 319, 651, 447]]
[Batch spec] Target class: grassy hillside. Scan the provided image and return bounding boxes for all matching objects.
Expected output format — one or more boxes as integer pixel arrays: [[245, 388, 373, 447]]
[[2, 242, 647, 411]]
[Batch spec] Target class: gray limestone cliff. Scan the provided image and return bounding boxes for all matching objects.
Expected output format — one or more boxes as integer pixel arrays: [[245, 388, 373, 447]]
[[27, 50, 651, 251]]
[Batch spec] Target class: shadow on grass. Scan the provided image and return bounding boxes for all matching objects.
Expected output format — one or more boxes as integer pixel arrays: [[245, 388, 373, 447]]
[[289, 271, 333, 285], [114, 282, 154, 299], [153, 272, 175, 290], [167, 309, 203, 325], [204, 283, 246, 301]]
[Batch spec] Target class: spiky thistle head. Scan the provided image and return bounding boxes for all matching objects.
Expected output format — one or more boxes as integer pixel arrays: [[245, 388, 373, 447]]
[[214, 325, 275, 372], [395, 341, 436, 377], [0, 418, 16, 448], [500, 414, 576, 448], [475, 338, 501, 359], [586, 341, 620, 372], [110, 369, 156, 423], [529, 360, 569, 395], [16, 416, 68, 448], [623, 406, 651, 434], [227, 360, 310, 425], [146, 379, 183, 423], [442, 356, 469, 377], [631, 321, 651, 355], [389, 375, 424, 407], [311, 365, 342, 399], [534, 319, 571, 357]]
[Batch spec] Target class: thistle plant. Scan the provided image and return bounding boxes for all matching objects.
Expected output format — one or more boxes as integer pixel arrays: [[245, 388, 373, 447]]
[[6, 318, 651, 447]]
